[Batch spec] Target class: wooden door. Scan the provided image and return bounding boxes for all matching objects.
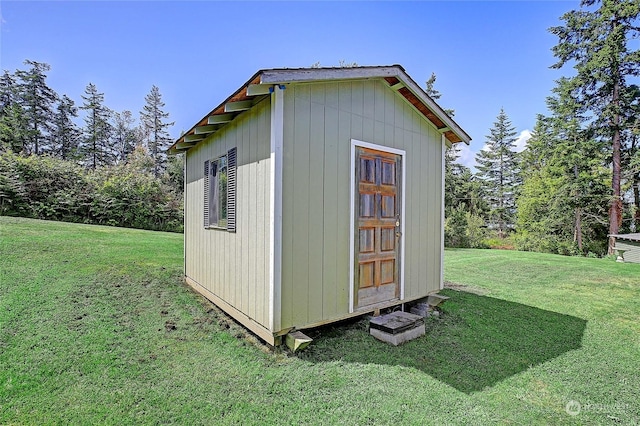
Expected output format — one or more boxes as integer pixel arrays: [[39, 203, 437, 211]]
[[355, 147, 402, 309]]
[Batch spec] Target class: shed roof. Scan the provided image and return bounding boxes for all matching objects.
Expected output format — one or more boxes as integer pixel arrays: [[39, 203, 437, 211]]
[[610, 233, 640, 242], [168, 65, 471, 154]]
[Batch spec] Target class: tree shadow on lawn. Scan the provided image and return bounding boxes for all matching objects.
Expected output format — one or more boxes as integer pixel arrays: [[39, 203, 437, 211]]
[[298, 289, 587, 393]]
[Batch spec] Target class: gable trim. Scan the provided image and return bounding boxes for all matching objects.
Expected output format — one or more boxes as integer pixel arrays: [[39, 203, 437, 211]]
[[169, 66, 471, 155]]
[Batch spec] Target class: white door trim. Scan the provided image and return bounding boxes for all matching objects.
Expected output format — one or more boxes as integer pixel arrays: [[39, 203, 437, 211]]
[[349, 139, 406, 313]]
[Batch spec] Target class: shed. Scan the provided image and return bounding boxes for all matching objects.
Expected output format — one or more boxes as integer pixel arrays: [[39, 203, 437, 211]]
[[169, 65, 471, 345], [610, 233, 640, 263]]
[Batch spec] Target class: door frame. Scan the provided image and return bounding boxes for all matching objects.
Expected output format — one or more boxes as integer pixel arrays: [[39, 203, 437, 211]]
[[349, 139, 406, 313]]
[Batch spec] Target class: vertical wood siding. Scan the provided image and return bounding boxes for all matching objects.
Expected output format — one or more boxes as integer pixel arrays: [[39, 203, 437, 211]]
[[184, 97, 272, 329], [280, 80, 444, 330], [615, 241, 640, 264]]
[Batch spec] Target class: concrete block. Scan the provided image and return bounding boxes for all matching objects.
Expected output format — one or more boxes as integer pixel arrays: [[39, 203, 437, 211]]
[[369, 311, 425, 346]]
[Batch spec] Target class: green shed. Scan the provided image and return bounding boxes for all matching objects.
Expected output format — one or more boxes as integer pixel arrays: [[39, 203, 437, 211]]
[[168, 65, 471, 345], [610, 233, 640, 264]]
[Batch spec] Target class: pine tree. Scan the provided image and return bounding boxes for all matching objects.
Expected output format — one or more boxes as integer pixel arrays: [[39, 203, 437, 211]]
[[112, 110, 139, 163], [0, 71, 27, 154], [550, 0, 640, 253], [520, 115, 554, 175], [425, 72, 455, 117], [547, 78, 610, 251], [14, 60, 58, 155], [140, 85, 174, 177], [475, 108, 520, 237], [52, 95, 81, 160], [425, 73, 486, 246], [626, 85, 640, 230], [425, 72, 462, 179], [80, 83, 113, 169], [0, 71, 16, 112]]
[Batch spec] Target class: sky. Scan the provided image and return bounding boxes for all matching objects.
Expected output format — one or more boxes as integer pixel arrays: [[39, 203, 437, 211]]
[[0, 0, 577, 169]]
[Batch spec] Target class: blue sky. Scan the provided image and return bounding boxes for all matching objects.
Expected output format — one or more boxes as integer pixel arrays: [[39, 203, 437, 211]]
[[0, 1, 576, 168]]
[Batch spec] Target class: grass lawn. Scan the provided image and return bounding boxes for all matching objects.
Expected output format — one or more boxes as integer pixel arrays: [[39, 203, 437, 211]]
[[1, 217, 639, 425]]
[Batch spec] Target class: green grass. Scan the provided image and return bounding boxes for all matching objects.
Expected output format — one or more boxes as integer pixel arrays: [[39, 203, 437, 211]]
[[1, 217, 639, 424]]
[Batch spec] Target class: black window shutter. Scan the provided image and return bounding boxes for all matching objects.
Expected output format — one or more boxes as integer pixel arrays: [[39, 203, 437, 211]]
[[203, 160, 210, 228], [227, 147, 237, 232]]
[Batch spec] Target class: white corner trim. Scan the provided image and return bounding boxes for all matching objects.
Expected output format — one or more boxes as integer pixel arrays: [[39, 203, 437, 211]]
[[183, 153, 187, 277], [269, 85, 284, 331], [349, 142, 356, 313], [349, 139, 407, 313], [400, 145, 406, 301], [440, 134, 446, 290]]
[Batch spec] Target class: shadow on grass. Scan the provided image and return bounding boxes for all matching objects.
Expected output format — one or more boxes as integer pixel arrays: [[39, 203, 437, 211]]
[[298, 289, 586, 393]]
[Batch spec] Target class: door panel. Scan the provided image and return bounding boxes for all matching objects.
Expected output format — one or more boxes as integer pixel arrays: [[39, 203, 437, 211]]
[[354, 147, 402, 309]]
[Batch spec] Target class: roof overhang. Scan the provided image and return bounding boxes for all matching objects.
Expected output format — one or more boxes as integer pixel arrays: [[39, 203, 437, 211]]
[[168, 65, 472, 155], [610, 233, 640, 242]]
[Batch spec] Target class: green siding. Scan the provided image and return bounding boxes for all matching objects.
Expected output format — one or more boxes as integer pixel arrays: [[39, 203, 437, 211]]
[[184, 97, 271, 329], [280, 79, 445, 330], [615, 241, 640, 264]]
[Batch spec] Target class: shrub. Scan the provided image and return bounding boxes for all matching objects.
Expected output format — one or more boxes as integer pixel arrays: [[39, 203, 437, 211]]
[[445, 206, 488, 248], [0, 151, 183, 232]]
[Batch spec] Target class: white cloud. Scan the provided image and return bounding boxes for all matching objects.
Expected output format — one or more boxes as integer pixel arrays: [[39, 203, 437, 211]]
[[456, 143, 477, 169], [514, 130, 532, 152]]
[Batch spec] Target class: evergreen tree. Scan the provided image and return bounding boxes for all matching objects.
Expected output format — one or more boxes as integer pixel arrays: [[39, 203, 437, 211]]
[[627, 85, 640, 230], [0, 71, 16, 111], [425, 72, 455, 117], [425, 72, 487, 246], [550, 0, 640, 253], [547, 77, 609, 251], [475, 108, 520, 237], [112, 110, 138, 163], [140, 85, 174, 177], [516, 80, 610, 255], [52, 95, 81, 160], [80, 83, 114, 169], [0, 71, 27, 154], [426, 72, 463, 183], [520, 114, 554, 175], [14, 60, 58, 155]]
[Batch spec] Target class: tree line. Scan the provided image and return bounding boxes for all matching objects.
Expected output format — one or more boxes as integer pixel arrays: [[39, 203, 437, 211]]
[[444, 0, 639, 257], [0, 60, 175, 174], [1, 0, 637, 254], [0, 60, 183, 232]]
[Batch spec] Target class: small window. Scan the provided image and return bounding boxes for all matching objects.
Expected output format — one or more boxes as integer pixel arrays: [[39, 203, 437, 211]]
[[204, 147, 236, 231]]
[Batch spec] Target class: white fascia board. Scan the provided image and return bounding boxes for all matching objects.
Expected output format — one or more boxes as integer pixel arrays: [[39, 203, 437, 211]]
[[260, 66, 402, 85], [269, 85, 284, 332]]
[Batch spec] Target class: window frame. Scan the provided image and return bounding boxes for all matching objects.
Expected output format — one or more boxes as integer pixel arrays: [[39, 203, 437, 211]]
[[204, 147, 236, 232]]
